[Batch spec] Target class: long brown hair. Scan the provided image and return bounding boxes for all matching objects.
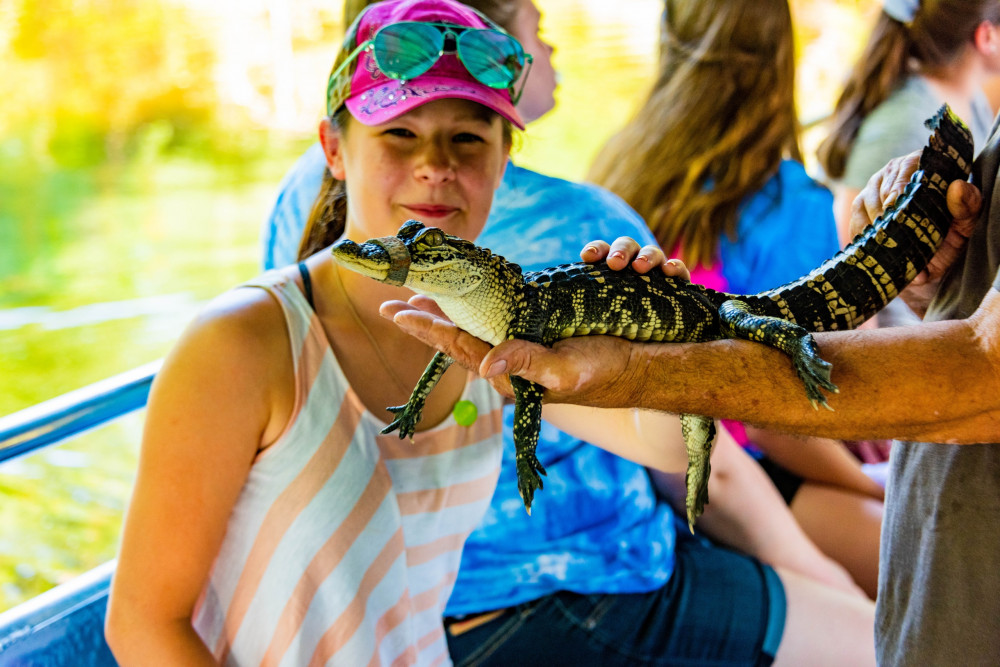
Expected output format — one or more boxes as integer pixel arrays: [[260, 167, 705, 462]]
[[818, 0, 1000, 179], [298, 0, 522, 260], [587, 0, 800, 266]]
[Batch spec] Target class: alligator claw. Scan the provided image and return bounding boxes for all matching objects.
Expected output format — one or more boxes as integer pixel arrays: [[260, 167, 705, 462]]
[[516, 455, 547, 514], [792, 337, 838, 410], [381, 403, 422, 438], [685, 465, 710, 533]]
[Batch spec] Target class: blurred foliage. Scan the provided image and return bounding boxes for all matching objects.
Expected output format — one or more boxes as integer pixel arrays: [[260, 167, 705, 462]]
[[3, 0, 218, 167], [0, 0, 317, 170]]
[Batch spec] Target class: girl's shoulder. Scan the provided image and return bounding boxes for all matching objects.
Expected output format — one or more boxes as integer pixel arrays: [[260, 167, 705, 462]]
[[170, 272, 297, 389]]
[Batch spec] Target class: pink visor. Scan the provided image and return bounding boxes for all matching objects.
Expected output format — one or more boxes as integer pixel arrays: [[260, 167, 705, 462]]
[[328, 0, 525, 129]]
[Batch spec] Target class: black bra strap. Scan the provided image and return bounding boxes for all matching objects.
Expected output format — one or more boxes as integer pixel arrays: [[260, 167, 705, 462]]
[[297, 262, 315, 310]]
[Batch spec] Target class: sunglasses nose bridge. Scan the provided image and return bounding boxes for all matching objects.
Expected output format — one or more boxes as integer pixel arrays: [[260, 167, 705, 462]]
[[441, 29, 459, 54]]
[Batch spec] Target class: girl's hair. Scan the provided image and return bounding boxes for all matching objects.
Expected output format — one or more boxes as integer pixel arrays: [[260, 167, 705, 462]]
[[818, 0, 1000, 179], [298, 0, 521, 260], [587, 0, 800, 266]]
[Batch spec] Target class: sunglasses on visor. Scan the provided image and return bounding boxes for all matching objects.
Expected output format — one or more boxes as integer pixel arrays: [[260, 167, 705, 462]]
[[326, 20, 533, 114]]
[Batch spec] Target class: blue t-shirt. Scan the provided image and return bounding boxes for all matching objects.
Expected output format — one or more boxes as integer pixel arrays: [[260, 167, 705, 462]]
[[261, 143, 327, 271], [260, 148, 677, 615], [718, 159, 840, 293]]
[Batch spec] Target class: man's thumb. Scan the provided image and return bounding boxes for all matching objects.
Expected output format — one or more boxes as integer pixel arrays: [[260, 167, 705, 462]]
[[947, 180, 982, 225], [481, 339, 542, 380]]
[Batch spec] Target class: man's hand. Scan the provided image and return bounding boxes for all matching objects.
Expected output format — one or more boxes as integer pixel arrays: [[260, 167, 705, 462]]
[[380, 296, 514, 397], [580, 237, 692, 280], [850, 151, 982, 316]]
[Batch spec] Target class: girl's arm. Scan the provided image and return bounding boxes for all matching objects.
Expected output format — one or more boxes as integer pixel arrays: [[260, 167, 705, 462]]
[[106, 289, 291, 665], [650, 427, 865, 597], [541, 404, 691, 473]]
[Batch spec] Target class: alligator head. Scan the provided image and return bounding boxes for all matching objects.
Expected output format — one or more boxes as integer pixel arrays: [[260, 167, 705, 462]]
[[331, 220, 522, 345]]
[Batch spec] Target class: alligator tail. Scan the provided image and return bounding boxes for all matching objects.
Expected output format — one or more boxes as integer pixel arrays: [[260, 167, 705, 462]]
[[738, 105, 974, 332]]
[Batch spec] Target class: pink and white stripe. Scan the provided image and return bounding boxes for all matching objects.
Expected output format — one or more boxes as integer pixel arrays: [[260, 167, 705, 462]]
[[192, 269, 504, 666]]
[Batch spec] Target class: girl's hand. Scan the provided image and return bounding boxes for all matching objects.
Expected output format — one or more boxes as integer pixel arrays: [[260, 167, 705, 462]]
[[580, 237, 691, 280]]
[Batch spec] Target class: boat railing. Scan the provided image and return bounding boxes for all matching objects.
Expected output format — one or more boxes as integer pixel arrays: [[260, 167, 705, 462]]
[[0, 360, 161, 665]]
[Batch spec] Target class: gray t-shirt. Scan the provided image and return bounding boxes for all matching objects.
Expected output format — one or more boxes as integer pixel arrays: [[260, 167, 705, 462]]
[[842, 76, 994, 190], [875, 113, 1000, 665]]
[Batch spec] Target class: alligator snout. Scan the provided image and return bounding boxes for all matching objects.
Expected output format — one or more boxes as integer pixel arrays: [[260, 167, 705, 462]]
[[331, 236, 411, 286]]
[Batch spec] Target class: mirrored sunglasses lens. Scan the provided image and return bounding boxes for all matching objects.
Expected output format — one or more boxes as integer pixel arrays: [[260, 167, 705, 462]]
[[459, 30, 524, 87], [373, 23, 443, 79]]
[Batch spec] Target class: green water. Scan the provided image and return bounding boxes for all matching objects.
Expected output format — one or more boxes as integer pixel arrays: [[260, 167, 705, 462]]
[[0, 148, 317, 608]]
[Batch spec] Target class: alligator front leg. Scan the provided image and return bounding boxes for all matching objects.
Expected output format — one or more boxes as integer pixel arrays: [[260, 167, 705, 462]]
[[510, 375, 548, 514], [680, 413, 716, 533], [381, 351, 454, 438], [719, 299, 839, 409]]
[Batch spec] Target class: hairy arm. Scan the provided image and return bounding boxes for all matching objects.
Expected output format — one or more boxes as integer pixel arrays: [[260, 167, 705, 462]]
[[106, 290, 290, 665], [481, 293, 1000, 443]]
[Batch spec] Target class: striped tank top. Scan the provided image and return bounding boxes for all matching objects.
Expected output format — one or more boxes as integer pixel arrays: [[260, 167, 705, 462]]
[[192, 268, 504, 666]]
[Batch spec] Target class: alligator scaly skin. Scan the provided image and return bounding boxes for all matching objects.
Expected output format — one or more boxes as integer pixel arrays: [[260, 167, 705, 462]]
[[331, 106, 973, 530]]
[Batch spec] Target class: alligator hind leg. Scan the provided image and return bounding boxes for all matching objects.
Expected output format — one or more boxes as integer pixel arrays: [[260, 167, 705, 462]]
[[680, 413, 716, 533], [381, 351, 454, 438], [719, 300, 839, 409], [510, 375, 548, 514]]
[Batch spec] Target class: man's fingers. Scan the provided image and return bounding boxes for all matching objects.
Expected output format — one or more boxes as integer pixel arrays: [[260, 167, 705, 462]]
[[381, 301, 491, 371], [581, 240, 611, 262], [407, 294, 450, 319], [662, 258, 691, 281], [481, 339, 550, 383], [849, 151, 923, 238], [606, 237, 641, 270]]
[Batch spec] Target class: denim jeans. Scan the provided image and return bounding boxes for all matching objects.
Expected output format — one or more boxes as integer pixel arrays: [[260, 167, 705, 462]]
[[446, 532, 785, 666]]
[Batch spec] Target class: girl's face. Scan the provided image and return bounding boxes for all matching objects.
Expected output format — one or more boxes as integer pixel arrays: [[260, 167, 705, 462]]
[[324, 98, 510, 242], [510, 0, 557, 123]]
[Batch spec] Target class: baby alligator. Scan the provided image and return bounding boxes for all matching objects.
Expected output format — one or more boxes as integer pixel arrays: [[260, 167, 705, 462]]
[[331, 105, 972, 530]]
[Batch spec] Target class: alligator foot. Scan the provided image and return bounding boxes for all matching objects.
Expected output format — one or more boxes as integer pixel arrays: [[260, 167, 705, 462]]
[[791, 336, 839, 410], [381, 402, 424, 439], [380, 351, 454, 438], [516, 455, 547, 515], [681, 414, 716, 532]]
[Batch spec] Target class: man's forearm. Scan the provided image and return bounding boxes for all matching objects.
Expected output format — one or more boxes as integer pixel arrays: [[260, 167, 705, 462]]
[[629, 316, 1000, 443]]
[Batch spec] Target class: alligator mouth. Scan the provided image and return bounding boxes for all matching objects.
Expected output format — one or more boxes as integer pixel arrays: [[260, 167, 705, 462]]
[[331, 236, 411, 286]]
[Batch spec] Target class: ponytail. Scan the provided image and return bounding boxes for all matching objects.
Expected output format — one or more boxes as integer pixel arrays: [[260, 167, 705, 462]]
[[297, 107, 352, 260]]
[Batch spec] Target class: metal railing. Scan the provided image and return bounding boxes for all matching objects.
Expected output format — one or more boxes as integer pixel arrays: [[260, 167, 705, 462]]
[[0, 360, 162, 465], [0, 360, 163, 664]]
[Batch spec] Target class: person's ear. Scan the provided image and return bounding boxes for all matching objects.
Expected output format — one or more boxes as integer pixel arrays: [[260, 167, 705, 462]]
[[319, 117, 347, 180], [973, 20, 999, 57]]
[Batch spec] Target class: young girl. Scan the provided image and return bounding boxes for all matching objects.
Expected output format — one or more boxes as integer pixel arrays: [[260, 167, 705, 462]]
[[100, 1, 606, 664], [818, 0, 1000, 242]]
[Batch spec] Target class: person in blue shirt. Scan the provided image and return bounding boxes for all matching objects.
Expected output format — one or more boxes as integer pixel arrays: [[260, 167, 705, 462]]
[[262, 0, 876, 664], [589, 0, 884, 599]]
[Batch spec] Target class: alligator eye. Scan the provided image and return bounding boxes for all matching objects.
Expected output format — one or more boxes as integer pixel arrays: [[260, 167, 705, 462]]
[[415, 228, 446, 247]]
